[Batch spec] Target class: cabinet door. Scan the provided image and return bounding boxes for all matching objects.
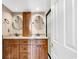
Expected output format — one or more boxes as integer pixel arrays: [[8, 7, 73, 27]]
[[3, 39, 20, 59], [23, 12, 31, 36], [29, 39, 48, 59], [3, 45, 11, 59], [10, 44, 19, 59], [3, 39, 11, 59], [9, 40, 19, 59], [39, 47, 48, 59]]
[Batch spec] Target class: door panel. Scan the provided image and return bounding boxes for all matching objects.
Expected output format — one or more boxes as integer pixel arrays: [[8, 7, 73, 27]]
[[65, 0, 77, 50], [51, 0, 77, 59]]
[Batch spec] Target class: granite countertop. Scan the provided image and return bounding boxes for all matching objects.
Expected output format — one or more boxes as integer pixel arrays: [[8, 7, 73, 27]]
[[3, 36, 48, 39]]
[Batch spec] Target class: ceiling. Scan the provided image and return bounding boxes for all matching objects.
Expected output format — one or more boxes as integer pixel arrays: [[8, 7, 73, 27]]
[[2, 0, 51, 12]]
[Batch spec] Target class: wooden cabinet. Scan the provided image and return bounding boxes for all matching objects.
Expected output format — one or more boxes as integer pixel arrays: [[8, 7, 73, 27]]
[[23, 12, 31, 37], [3, 39, 48, 59]]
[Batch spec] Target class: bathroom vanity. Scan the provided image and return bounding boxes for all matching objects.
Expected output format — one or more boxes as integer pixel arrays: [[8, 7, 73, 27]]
[[3, 37, 48, 59], [3, 12, 48, 59]]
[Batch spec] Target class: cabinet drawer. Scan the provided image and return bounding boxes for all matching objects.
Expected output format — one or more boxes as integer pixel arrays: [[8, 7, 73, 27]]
[[20, 45, 28, 52], [20, 40, 28, 44], [32, 39, 48, 46], [9, 39, 19, 44]]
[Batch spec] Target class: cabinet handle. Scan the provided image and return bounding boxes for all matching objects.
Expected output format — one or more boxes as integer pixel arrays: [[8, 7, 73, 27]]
[[23, 41, 27, 43]]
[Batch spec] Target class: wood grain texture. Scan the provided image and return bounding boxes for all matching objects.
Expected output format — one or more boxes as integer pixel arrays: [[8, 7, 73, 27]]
[[3, 39, 48, 59], [23, 12, 31, 37]]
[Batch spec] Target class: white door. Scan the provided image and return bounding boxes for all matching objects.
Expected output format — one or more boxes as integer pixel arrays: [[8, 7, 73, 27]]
[[51, 0, 77, 59]]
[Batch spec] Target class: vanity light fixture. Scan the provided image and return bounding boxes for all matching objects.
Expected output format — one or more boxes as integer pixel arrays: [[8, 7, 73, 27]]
[[36, 8, 40, 11], [15, 8, 18, 11]]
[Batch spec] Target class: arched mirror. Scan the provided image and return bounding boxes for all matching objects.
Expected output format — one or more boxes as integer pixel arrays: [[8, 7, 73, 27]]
[[31, 14, 46, 37], [12, 16, 22, 30]]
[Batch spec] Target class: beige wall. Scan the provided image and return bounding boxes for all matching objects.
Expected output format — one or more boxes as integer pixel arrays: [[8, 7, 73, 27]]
[[2, 5, 13, 36], [2, 5, 23, 37]]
